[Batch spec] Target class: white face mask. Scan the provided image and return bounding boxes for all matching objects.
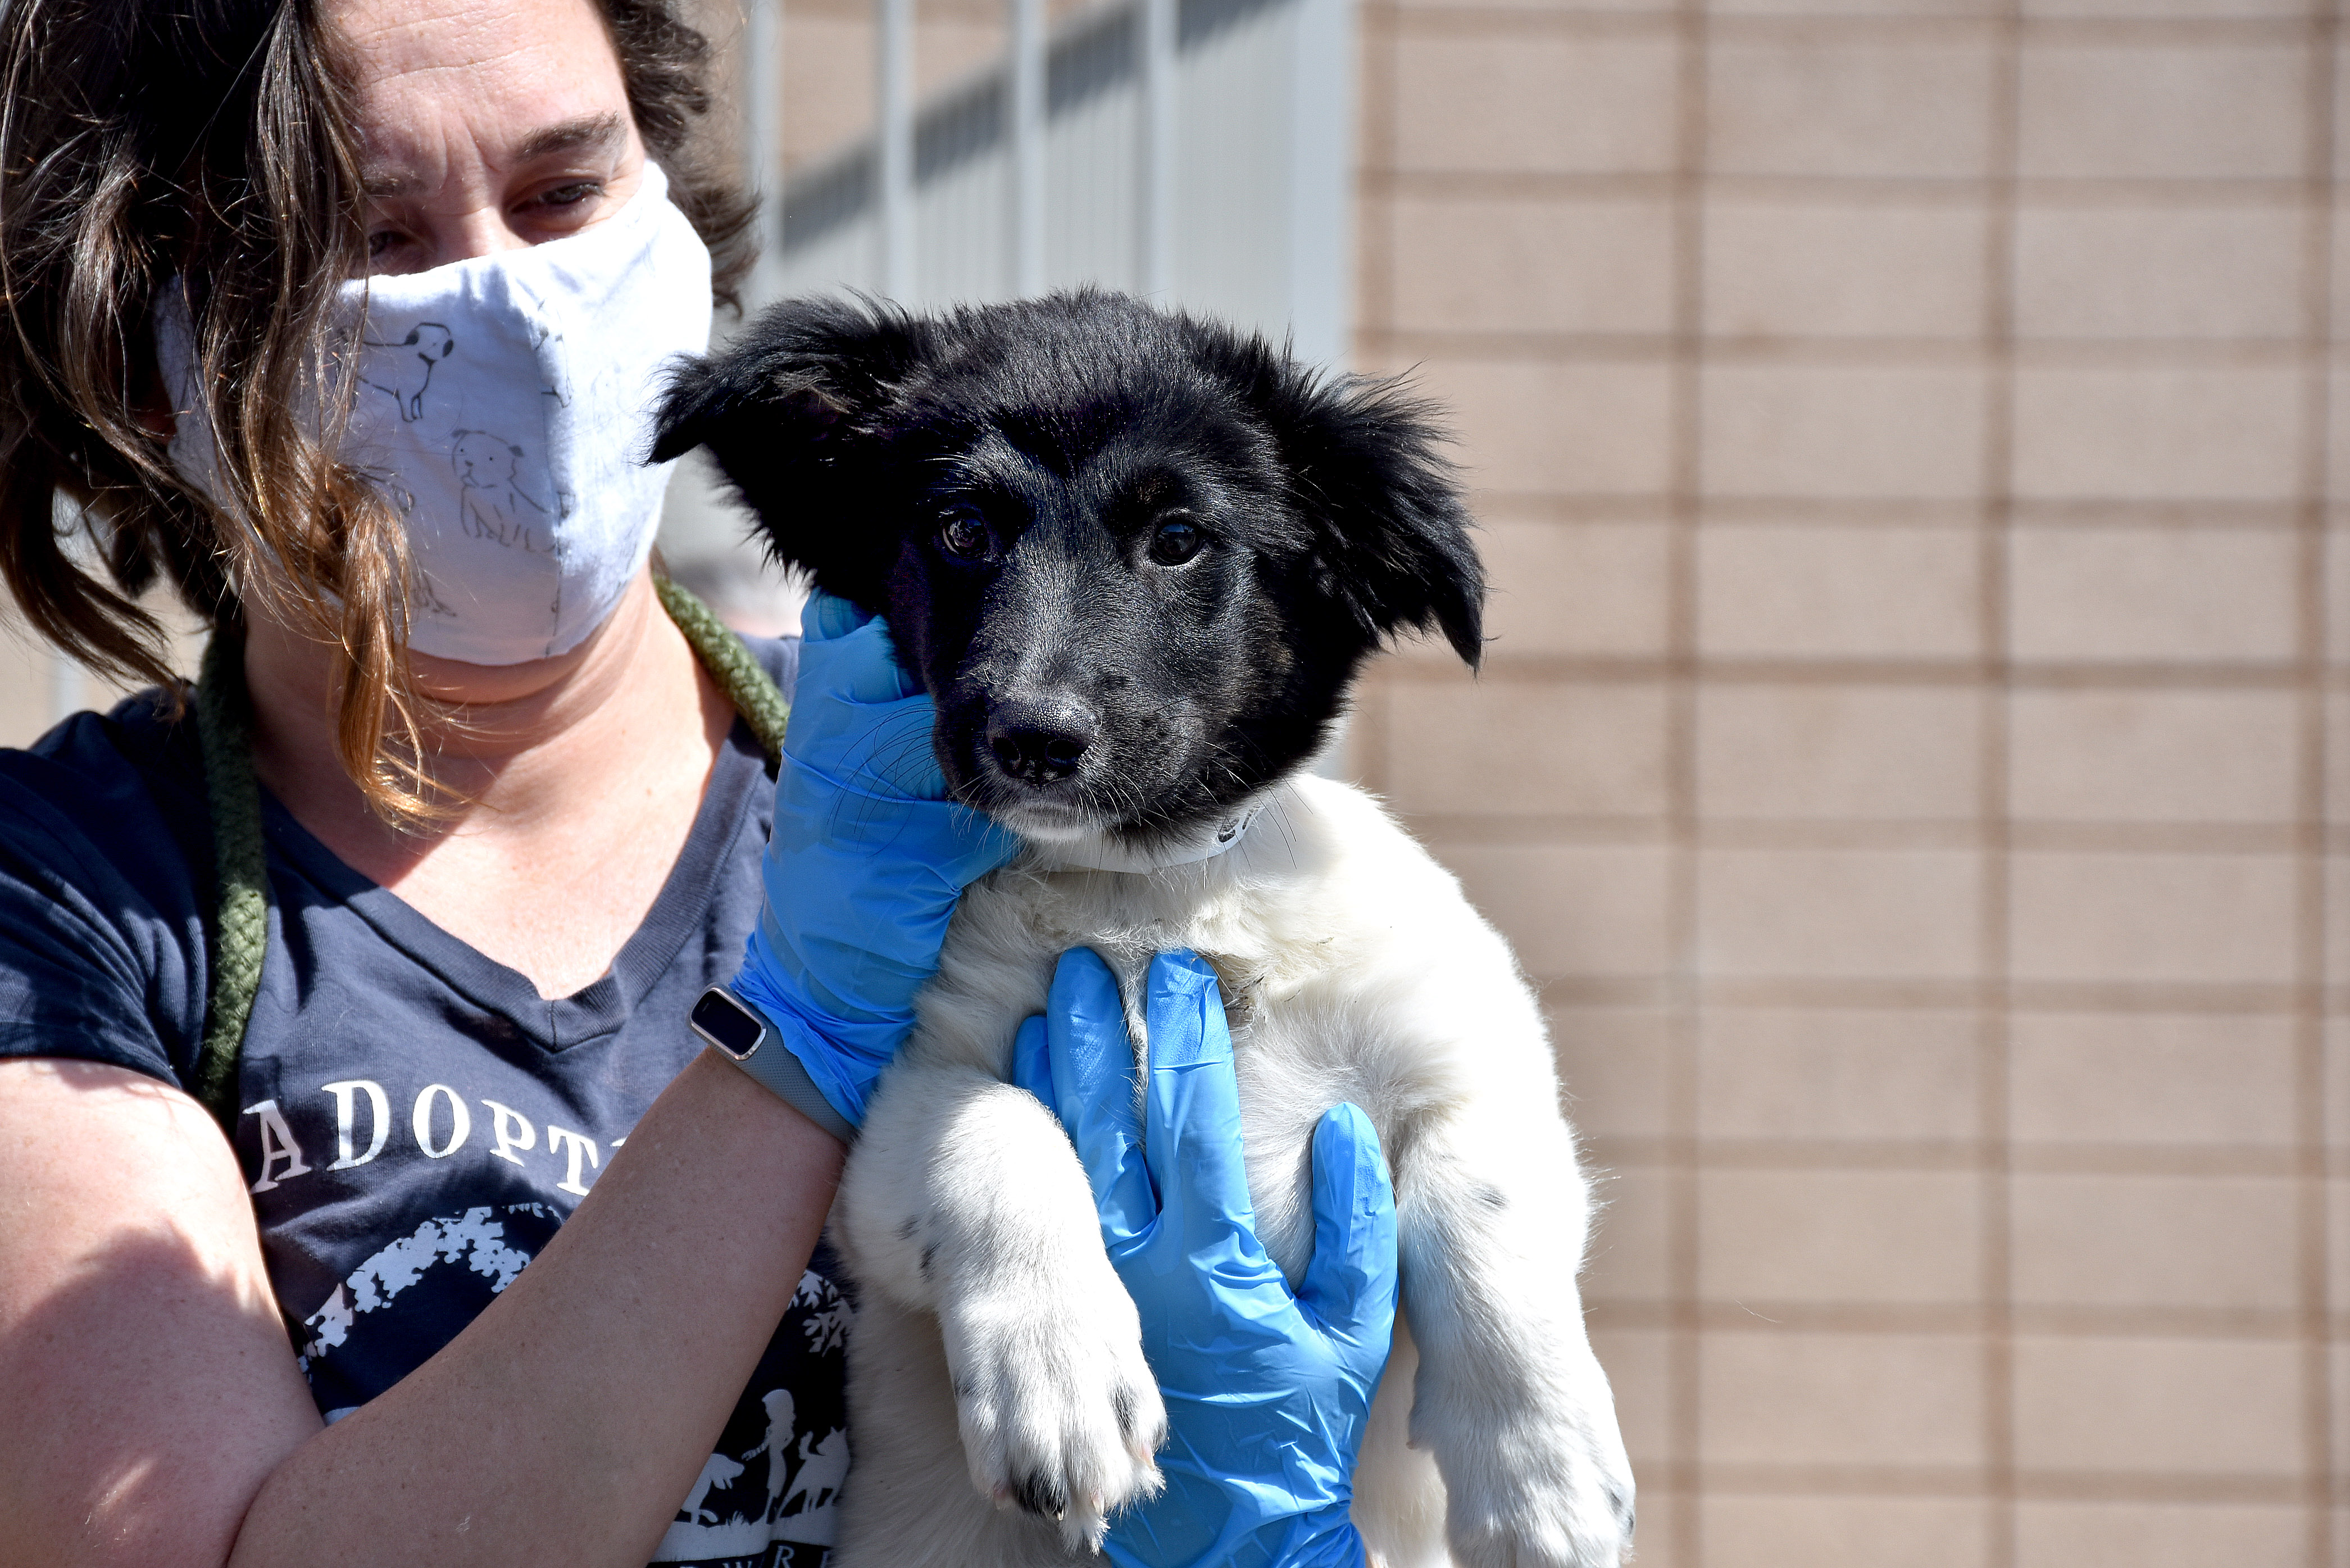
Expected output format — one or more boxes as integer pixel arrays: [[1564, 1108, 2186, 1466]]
[[157, 163, 713, 665]]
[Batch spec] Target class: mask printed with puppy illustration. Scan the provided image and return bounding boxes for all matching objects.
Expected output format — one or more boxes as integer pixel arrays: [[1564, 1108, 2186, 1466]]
[[156, 163, 712, 665]]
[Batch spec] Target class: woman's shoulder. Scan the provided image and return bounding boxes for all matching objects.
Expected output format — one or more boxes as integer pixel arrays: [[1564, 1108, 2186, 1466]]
[[2, 685, 209, 886], [0, 687, 212, 1089], [16, 677, 196, 760]]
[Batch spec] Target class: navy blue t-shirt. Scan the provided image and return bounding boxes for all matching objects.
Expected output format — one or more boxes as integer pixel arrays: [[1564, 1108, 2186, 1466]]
[[0, 637, 848, 1567]]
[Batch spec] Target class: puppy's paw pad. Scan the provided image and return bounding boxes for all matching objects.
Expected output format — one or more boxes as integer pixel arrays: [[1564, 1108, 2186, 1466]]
[[943, 1287, 1166, 1549], [1010, 1470, 1069, 1520]]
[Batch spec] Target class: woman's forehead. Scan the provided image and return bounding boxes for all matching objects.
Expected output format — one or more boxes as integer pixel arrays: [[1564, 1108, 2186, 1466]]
[[329, 0, 631, 175]]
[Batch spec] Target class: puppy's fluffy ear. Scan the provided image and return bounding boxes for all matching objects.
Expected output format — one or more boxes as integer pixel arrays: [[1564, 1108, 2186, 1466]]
[[650, 296, 924, 601], [1238, 353, 1485, 669]]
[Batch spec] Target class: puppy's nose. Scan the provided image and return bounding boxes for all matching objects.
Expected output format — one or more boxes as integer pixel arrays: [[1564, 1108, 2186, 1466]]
[[987, 700, 1098, 785]]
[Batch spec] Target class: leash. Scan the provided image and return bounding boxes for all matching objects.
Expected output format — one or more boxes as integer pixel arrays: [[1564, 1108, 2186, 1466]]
[[189, 579, 790, 1132]]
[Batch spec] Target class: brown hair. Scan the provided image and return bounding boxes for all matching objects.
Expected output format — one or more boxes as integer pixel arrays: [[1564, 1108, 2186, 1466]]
[[0, 0, 753, 815]]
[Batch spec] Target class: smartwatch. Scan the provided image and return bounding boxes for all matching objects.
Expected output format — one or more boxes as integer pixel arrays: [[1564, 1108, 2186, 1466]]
[[690, 985, 856, 1142]]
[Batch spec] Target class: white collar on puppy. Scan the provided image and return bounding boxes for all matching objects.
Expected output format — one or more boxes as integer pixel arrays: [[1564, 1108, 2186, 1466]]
[[1029, 807, 1262, 874]]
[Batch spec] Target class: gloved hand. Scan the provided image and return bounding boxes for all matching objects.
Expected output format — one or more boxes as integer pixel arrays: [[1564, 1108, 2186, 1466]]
[[730, 590, 1020, 1128], [1013, 949, 1398, 1568]]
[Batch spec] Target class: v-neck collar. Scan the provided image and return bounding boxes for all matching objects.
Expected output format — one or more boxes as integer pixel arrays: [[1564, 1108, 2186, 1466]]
[[257, 720, 769, 1053]]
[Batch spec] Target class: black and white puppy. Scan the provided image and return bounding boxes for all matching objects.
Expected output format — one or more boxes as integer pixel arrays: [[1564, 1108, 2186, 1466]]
[[653, 292, 1634, 1568]]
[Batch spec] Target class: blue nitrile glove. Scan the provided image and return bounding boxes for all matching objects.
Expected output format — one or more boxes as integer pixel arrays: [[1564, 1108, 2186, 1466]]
[[728, 590, 1020, 1131], [1012, 949, 1398, 1568]]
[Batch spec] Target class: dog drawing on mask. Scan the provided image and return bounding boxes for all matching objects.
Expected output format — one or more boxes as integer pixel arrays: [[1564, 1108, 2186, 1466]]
[[361, 321, 456, 421], [451, 429, 552, 551], [654, 291, 1635, 1568]]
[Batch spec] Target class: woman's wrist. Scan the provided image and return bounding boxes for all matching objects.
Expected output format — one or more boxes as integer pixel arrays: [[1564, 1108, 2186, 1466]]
[[690, 984, 857, 1142]]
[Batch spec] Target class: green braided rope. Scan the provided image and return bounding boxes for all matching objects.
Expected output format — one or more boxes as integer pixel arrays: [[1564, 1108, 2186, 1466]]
[[193, 628, 267, 1133], [654, 576, 791, 767], [191, 581, 790, 1133]]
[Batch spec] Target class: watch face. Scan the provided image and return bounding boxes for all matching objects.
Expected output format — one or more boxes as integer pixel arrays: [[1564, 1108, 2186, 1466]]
[[691, 989, 765, 1060]]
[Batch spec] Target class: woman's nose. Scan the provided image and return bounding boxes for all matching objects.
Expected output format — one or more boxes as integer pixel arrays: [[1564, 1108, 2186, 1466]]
[[430, 206, 534, 268]]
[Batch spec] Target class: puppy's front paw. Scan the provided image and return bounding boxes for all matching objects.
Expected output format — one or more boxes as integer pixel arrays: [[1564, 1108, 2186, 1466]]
[[1446, 1449, 1636, 1568], [1425, 1366, 1637, 1568], [939, 1266, 1168, 1550]]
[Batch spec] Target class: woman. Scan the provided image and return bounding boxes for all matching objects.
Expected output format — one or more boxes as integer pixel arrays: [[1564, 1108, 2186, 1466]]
[[0, 1, 1392, 1564]]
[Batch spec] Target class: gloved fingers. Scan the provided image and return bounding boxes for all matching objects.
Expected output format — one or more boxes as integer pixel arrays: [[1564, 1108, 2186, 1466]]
[[1140, 951, 1267, 1255], [1044, 948, 1157, 1247], [783, 617, 954, 799], [770, 789, 996, 893], [1289, 1517, 1375, 1568], [1011, 1012, 1054, 1105], [801, 588, 872, 641], [942, 806, 1025, 884], [1296, 1102, 1399, 1351], [813, 699, 954, 805], [794, 598, 922, 707]]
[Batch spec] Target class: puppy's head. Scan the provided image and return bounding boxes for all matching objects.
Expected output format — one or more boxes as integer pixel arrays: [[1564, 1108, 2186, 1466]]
[[652, 291, 1482, 850]]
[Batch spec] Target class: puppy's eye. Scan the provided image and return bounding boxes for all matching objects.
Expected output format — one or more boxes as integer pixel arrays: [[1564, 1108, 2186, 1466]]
[[938, 511, 993, 561], [1148, 516, 1203, 567]]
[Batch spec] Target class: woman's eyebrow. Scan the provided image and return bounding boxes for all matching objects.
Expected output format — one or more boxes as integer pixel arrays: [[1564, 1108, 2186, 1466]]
[[510, 110, 630, 165], [360, 112, 630, 197]]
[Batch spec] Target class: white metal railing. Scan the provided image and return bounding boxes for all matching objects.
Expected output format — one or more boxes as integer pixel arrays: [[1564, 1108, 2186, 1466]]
[[746, 0, 1354, 366]]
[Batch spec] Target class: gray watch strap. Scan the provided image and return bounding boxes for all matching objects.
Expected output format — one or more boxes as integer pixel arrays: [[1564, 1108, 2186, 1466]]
[[704, 994, 857, 1143]]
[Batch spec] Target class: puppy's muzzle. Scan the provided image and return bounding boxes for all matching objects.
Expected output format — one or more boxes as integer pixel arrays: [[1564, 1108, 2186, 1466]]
[[985, 697, 1099, 787]]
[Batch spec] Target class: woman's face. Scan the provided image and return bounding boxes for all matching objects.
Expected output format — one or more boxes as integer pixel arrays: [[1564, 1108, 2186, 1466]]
[[329, 0, 648, 275]]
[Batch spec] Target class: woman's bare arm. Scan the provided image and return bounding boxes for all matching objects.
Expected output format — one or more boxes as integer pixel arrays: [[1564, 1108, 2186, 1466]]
[[0, 1048, 843, 1568]]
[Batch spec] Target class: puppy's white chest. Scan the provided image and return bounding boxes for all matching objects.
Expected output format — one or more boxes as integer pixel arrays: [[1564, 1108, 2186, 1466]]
[[927, 855, 1399, 1280]]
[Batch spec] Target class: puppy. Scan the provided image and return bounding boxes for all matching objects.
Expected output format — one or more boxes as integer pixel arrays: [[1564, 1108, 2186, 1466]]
[[653, 292, 1634, 1568]]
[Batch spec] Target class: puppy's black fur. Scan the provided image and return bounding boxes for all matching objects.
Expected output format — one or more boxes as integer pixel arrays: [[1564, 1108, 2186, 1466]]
[[652, 290, 1482, 851]]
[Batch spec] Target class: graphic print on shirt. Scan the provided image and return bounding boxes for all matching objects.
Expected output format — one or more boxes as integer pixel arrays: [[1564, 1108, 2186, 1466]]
[[249, 1072, 850, 1568], [297, 1204, 558, 1420], [653, 1267, 854, 1568], [294, 1205, 852, 1568]]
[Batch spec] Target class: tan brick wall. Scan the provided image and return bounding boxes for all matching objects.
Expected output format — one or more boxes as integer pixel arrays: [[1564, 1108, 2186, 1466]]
[[6, 4, 2339, 1560], [1354, 2, 2343, 1565]]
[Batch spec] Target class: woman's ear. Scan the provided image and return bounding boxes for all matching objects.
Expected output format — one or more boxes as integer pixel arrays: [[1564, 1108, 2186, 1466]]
[[1237, 353, 1485, 669], [650, 296, 926, 601]]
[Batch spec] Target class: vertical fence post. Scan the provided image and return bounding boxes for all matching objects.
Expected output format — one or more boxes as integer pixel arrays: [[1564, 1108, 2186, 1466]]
[[48, 649, 81, 728], [1008, 0, 1047, 296], [1286, 0, 1352, 369], [1293, 0, 1353, 778], [1137, 0, 1175, 297], [744, 0, 787, 309], [878, 0, 916, 300]]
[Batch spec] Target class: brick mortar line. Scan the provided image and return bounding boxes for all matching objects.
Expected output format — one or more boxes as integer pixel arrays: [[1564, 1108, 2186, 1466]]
[[1658, 3, 1709, 1564], [2292, 3, 2341, 1560]]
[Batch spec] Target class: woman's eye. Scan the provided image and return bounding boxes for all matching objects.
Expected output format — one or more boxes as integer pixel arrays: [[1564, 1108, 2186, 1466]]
[[534, 181, 602, 211], [1148, 516, 1203, 566], [938, 512, 992, 560]]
